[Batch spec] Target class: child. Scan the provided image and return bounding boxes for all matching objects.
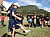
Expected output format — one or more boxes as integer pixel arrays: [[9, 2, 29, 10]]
[[20, 14, 24, 25], [15, 12, 20, 29], [45, 14, 49, 27], [1, 13, 5, 27], [31, 13, 36, 28], [41, 15, 45, 27], [25, 13, 32, 29], [7, 13, 11, 33], [36, 13, 40, 28]]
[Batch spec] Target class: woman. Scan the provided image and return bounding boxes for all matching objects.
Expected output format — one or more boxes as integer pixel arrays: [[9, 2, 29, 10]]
[[10, 3, 31, 37]]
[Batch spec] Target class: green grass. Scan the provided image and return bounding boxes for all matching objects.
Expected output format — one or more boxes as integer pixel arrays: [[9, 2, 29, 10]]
[[0, 17, 50, 37]]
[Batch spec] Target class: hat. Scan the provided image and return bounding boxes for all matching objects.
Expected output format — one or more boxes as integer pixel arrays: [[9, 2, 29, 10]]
[[13, 3, 17, 6], [13, 3, 19, 8]]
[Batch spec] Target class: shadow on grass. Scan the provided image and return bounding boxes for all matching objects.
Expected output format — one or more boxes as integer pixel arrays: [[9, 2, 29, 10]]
[[15, 32, 27, 36], [3, 24, 6, 27], [2, 33, 12, 37], [2, 32, 27, 37], [48, 25, 50, 27]]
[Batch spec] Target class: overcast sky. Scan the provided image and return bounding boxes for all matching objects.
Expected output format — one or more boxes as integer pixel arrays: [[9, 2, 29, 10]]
[[3, 0, 50, 12]]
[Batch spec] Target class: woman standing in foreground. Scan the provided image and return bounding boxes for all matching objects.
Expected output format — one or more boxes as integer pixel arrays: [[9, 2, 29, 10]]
[[10, 3, 31, 37]]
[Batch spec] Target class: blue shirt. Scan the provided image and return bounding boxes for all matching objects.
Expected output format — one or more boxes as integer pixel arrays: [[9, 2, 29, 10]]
[[10, 7, 16, 20]]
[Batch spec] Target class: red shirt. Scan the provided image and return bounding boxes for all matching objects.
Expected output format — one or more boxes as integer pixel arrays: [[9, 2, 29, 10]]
[[1, 16, 5, 21]]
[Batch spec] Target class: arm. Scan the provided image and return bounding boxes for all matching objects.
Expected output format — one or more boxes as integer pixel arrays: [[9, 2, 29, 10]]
[[26, 16, 28, 21], [12, 12, 22, 20], [26, 18, 27, 21], [23, 19, 24, 23]]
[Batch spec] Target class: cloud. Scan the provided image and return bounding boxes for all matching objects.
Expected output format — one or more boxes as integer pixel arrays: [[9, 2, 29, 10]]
[[42, 0, 50, 4], [44, 7, 50, 12], [3, 1, 20, 10], [45, 0, 50, 2], [2, 0, 43, 10], [16, 0, 43, 7]]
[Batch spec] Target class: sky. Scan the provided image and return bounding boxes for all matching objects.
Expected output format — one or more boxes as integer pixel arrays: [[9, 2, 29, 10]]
[[2, 0, 50, 12]]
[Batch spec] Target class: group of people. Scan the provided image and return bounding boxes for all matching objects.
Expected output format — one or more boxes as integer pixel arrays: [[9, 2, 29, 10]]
[[0, 0, 50, 37], [25, 13, 50, 29], [0, 4, 50, 37]]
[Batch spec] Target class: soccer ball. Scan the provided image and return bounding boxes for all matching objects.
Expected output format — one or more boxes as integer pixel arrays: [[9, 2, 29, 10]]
[[29, 19, 32, 21]]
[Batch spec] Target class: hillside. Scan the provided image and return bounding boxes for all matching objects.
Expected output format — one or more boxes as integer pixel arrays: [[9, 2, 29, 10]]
[[16, 5, 50, 16]]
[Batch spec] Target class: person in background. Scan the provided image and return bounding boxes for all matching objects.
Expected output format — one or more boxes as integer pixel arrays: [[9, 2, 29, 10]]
[[45, 14, 49, 27], [39, 14, 42, 25], [7, 12, 11, 33], [40, 15, 45, 27], [20, 14, 24, 25], [38, 14, 40, 26], [44, 14, 46, 26], [36, 13, 40, 28], [44, 14, 46, 20], [31, 13, 36, 28], [1, 13, 5, 27], [25, 13, 31, 29], [15, 12, 20, 29]]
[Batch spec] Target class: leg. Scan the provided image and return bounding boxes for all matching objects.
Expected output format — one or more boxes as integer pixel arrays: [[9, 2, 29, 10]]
[[2, 21, 3, 27], [42, 22, 43, 27], [33, 21, 36, 28], [36, 20, 37, 27], [16, 23, 31, 33], [39, 22, 40, 26], [44, 22, 45, 26], [16, 23, 25, 31], [46, 23, 47, 26], [47, 23, 48, 26], [37, 20, 39, 27], [8, 25, 10, 32], [8, 20, 11, 32], [46, 21, 49, 27], [12, 27, 15, 37], [31, 22, 32, 27], [46, 21, 48, 27], [29, 23, 30, 29], [26, 22, 28, 27], [38, 23, 39, 27]]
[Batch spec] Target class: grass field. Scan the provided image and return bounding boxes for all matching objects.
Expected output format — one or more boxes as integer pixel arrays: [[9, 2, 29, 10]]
[[0, 17, 50, 37]]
